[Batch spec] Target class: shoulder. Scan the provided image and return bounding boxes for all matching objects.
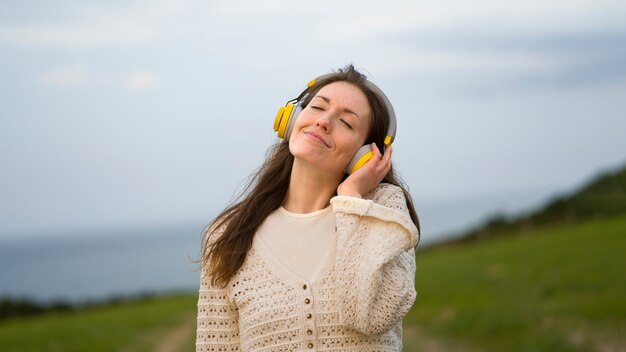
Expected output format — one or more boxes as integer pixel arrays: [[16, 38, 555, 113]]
[[330, 183, 408, 215], [363, 182, 406, 204]]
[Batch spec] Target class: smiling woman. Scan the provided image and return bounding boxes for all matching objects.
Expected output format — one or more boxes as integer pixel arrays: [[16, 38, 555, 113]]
[[288, 81, 371, 181], [195, 64, 421, 352]]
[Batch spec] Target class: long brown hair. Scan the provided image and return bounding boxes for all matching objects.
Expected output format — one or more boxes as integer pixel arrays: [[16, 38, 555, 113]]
[[199, 64, 420, 288]]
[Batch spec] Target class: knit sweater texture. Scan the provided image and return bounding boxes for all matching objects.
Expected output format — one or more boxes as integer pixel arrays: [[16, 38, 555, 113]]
[[196, 183, 420, 352]]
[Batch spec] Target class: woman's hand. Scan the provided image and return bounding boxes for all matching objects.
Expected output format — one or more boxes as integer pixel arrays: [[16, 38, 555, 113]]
[[337, 143, 392, 198]]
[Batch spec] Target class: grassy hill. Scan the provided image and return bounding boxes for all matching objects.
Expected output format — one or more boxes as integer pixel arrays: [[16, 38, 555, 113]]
[[401, 162, 626, 350], [404, 214, 626, 351], [451, 162, 626, 244]]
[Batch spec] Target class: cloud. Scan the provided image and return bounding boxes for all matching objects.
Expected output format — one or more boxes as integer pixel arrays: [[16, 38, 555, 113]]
[[40, 65, 89, 86], [39, 66, 161, 90], [314, 0, 626, 42], [126, 71, 159, 90], [0, 0, 211, 48]]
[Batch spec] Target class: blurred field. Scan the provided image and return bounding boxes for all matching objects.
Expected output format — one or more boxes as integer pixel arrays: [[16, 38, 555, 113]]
[[0, 293, 197, 352], [2, 215, 624, 351], [404, 214, 626, 351]]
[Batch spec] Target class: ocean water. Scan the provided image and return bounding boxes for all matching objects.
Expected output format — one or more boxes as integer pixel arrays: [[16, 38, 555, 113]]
[[0, 223, 205, 304]]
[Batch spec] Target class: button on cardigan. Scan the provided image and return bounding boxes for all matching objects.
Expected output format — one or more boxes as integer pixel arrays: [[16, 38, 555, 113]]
[[196, 183, 420, 352]]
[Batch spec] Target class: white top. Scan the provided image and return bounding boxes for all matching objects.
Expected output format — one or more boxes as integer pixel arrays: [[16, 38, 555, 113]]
[[255, 204, 336, 283], [196, 183, 420, 352]]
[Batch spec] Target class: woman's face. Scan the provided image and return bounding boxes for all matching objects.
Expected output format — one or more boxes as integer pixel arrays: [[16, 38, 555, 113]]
[[289, 81, 371, 176]]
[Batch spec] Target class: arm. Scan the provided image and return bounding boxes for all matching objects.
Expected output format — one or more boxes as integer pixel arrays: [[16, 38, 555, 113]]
[[330, 183, 419, 335], [196, 225, 240, 351]]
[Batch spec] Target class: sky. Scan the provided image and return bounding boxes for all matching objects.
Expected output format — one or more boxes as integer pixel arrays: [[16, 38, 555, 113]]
[[1, 0, 625, 244]]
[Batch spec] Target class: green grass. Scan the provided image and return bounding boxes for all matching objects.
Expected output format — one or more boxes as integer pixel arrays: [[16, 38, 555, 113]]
[[404, 215, 626, 351], [0, 293, 198, 352]]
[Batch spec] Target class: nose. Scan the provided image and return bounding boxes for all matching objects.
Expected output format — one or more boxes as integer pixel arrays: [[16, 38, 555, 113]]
[[315, 110, 332, 133]]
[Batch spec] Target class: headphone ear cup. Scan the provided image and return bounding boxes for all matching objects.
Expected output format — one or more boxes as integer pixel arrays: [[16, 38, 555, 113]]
[[283, 103, 303, 141], [274, 103, 293, 138], [346, 145, 373, 174], [274, 108, 284, 132]]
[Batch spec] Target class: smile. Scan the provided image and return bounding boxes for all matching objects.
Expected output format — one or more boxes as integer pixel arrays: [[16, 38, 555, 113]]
[[303, 131, 330, 147]]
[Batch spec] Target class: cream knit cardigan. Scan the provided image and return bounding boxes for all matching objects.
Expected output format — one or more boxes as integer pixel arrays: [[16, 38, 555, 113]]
[[196, 183, 420, 352]]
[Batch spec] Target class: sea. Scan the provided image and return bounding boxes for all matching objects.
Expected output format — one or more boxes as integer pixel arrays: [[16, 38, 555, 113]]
[[0, 222, 205, 304]]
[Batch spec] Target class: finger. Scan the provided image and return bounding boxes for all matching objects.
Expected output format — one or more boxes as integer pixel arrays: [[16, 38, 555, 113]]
[[383, 144, 392, 162], [376, 157, 389, 174], [370, 143, 382, 163], [382, 146, 392, 173], [385, 161, 391, 175], [375, 146, 389, 171], [371, 142, 380, 157]]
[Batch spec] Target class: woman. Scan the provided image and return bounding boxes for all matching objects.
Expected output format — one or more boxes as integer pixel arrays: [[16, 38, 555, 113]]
[[196, 64, 420, 351]]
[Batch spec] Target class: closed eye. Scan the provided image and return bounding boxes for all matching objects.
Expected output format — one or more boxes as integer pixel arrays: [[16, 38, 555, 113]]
[[311, 106, 324, 110], [340, 119, 353, 129]]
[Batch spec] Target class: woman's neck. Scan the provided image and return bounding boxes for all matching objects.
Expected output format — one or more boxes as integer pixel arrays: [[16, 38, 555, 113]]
[[282, 158, 341, 213]]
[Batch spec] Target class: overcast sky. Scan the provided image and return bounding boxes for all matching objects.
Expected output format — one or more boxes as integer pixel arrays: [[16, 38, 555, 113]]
[[1, 0, 625, 244]]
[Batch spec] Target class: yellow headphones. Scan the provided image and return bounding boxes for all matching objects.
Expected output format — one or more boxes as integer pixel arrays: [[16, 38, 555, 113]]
[[274, 74, 397, 174]]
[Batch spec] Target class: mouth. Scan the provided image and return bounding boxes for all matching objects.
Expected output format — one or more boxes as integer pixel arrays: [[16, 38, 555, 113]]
[[303, 130, 330, 147]]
